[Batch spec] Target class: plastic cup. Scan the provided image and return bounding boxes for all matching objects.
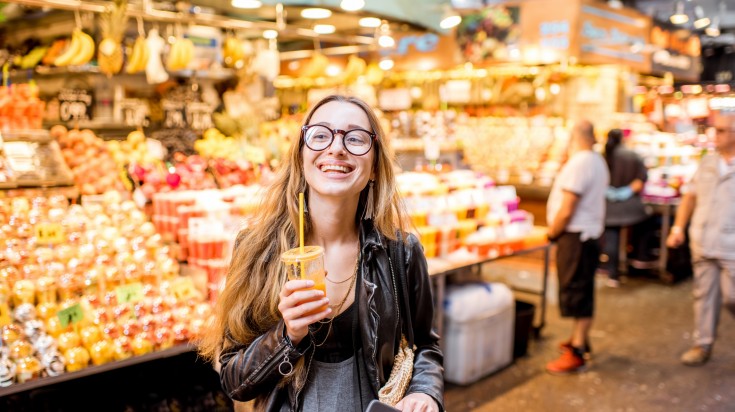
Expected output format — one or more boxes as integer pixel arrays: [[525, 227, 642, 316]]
[[281, 246, 327, 312]]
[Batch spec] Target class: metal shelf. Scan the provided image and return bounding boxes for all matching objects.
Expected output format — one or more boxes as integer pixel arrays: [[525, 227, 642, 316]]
[[0, 344, 195, 397]]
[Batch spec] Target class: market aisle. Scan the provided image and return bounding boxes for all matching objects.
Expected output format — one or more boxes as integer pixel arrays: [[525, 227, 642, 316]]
[[444, 275, 735, 412]]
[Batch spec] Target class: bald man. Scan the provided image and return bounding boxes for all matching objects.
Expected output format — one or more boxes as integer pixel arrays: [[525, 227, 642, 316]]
[[546, 120, 610, 374], [667, 111, 735, 366]]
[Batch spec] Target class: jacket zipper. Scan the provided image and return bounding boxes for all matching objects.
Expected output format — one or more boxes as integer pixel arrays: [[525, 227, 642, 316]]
[[384, 246, 401, 390], [247, 342, 289, 385]]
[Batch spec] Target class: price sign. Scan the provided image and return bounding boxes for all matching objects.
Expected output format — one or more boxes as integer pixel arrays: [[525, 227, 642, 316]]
[[35, 223, 65, 245], [162, 99, 187, 129], [57, 303, 84, 328], [58, 88, 93, 122], [171, 277, 199, 301], [121, 98, 150, 127], [116, 282, 144, 304], [186, 102, 214, 131], [243, 145, 267, 165]]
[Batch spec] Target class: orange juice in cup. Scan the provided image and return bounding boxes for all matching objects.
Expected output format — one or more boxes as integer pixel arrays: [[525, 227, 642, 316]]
[[281, 246, 327, 313]]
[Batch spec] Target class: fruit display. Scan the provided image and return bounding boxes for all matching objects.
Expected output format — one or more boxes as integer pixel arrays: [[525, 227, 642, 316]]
[[107, 130, 160, 168], [209, 158, 259, 188], [0, 192, 211, 387], [150, 128, 198, 161], [51, 126, 126, 195], [397, 171, 536, 259], [130, 154, 217, 202], [151, 185, 262, 262], [457, 116, 569, 186], [342, 55, 367, 84], [0, 152, 16, 188], [53, 28, 95, 68], [97, 0, 128, 76], [194, 128, 241, 160], [2, 130, 73, 187], [0, 83, 45, 131]]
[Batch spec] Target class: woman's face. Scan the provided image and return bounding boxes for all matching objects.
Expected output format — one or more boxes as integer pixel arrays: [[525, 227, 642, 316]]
[[302, 101, 376, 201]]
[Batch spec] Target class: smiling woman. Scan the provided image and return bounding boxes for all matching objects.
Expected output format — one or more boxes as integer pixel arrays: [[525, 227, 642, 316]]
[[199, 95, 445, 412]]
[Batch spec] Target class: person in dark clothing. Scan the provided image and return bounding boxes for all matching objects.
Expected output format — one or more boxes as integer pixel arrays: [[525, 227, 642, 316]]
[[198, 95, 443, 412], [601, 129, 650, 287]]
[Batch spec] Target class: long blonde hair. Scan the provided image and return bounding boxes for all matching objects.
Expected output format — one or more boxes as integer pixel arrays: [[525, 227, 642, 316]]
[[199, 95, 408, 365]]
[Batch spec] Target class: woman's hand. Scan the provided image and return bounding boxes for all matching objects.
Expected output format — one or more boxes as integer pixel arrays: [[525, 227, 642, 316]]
[[278, 279, 331, 345], [395, 393, 439, 412]]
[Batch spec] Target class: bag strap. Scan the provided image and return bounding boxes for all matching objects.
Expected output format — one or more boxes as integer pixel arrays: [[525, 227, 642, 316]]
[[389, 231, 414, 346]]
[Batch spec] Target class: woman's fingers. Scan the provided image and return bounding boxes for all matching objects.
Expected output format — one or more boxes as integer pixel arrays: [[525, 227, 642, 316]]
[[280, 279, 315, 297], [284, 306, 332, 330]]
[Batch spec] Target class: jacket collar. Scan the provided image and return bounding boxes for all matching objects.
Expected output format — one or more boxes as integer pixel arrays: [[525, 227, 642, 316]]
[[359, 220, 385, 261]]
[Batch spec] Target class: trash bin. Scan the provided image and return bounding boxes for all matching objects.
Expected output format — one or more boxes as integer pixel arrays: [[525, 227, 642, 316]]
[[513, 300, 535, 358], [443, 282, 514, 385]]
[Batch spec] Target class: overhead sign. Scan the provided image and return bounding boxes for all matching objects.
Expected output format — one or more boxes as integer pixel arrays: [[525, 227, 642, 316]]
[[649, 24, 701, 82], [576, 0, 651, 73]]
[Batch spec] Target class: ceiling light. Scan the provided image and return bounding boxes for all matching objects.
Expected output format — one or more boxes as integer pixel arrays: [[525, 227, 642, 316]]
[[314, 24, 336, 34], [378, 59, 394, 71], [439, 9, 462, 30], [359, 17, 382, 28], [231, 0, 262, 9], [693, 6, 710, 29], [670, 1, 689, 25], [301, 8, 332, 19], [263, 30, 278, 39], [607, 0, 623, 9], [705, 16, 720, 36], [340, 0, 365, 12], [378, 35, 395, 48]]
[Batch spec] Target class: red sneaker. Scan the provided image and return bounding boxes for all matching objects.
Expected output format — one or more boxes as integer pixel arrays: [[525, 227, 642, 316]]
[[558, 340, 592, 359], [546, 348, 586, 375]]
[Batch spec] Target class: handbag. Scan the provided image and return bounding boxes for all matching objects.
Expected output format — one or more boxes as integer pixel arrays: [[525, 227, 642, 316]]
[[378, 231, 416, 406]]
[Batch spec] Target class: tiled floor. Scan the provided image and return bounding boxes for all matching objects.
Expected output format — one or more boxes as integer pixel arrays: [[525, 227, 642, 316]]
[[444, 264, 735, 412]]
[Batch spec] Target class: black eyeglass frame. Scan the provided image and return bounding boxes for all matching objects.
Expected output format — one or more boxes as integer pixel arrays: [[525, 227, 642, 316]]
[[301, 124, 377, 156]]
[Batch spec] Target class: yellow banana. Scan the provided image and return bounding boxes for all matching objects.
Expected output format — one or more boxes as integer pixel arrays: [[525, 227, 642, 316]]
[[181, 38, 194, 68], [126, 36, 148, 74], [166, 39, 182, 71], [69, 30, 95, 66], [54, 30, 82, 67], [343, 55, 366, 84], [303, 52, 329, 78], [365, 62, 384, 85], [167, 37, 193, 71]]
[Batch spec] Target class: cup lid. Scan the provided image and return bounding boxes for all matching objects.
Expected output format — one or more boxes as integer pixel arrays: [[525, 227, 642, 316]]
[[280, 246, 324, 264]]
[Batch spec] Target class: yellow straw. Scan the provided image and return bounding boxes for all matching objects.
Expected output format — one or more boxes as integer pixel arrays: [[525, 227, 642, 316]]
[[299, 193, 305, 252], [299, 192, 305, 279]]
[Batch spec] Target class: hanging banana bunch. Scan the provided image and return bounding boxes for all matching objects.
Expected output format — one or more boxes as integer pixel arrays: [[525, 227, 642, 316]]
[[223, 33, 245, 69], [166, 24, 194, 72], [98, 0, 128, 76], [54, 11, 95, 67], [126, 17, 149, 74], [342, 54, 366, 84]]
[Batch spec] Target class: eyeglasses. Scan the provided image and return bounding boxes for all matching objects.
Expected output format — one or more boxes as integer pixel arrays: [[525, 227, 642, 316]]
[[301, 124, 376, 156]]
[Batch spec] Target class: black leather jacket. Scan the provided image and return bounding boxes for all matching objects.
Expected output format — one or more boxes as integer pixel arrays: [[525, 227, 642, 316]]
[[219, 223, 445, 411]]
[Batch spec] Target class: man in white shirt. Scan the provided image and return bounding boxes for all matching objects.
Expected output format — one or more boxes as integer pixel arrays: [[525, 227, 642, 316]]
[[546, 120, 609, 374], [667, 111, 735, 366]]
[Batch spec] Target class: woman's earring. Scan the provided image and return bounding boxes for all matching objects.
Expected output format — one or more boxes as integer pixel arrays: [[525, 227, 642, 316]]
[[363, 180, 375, 220]]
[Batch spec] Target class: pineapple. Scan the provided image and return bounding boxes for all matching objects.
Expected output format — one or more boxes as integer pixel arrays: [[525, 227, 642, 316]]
[[98, 0, 128, 75]]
